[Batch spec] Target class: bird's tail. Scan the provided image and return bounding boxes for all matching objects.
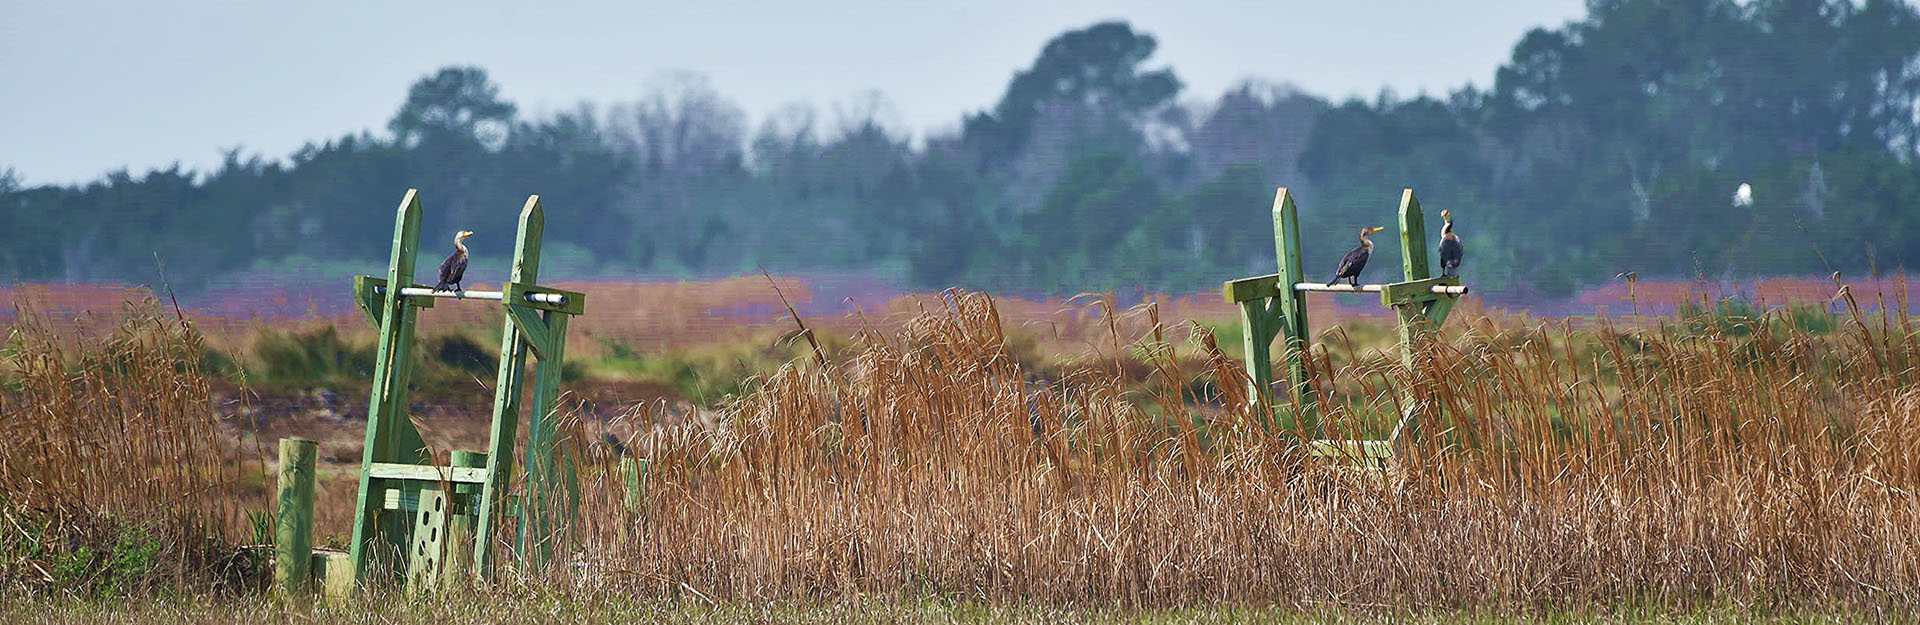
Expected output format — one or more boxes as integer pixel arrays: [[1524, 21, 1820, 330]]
[[435, 281, 452, 291], [1326, 277, 1338, 286]]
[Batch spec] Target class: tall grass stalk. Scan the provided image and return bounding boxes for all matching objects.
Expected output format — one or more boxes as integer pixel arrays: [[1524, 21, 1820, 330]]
[[0, 300, 259, 595]]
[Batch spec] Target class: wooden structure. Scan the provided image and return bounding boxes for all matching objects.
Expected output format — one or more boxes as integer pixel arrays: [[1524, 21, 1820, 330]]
[[275, 189, 587, 596], [1222, 187, 1466, 467]]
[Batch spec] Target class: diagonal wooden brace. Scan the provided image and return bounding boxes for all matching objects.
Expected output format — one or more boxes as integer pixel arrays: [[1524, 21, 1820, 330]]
[[504, 303, 555, 360]]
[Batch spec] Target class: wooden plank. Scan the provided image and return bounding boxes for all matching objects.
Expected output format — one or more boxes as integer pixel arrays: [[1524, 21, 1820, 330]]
[[406, 487, 449, 595], [368, 462, 488, 484], [274, 438, 319, 596], [502, 282, 586, 315], [351, 188, 425, 583], [1379, 277, 1458, 307], [474, 195, 544, 580], [1223, 274, 1282, 303]]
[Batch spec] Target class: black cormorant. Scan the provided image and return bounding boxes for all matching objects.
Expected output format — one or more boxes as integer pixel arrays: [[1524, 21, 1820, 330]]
[[1439, 210, 1463, 278], [1327, 226, 1386, 287], [435, 230, 473, 291]]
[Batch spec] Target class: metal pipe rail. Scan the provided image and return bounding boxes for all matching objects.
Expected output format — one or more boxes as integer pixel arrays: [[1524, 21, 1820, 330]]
[[1293, 283, 1469, 295], [373, 285, 570, 305]]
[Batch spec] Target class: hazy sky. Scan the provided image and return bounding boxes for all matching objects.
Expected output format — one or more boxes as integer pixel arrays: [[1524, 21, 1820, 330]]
[[2, 1, 1585, 186]]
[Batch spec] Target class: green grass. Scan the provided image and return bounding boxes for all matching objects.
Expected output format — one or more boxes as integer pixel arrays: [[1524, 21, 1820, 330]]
[[587, 334, 815, 403], [0, 510, 249, 599]]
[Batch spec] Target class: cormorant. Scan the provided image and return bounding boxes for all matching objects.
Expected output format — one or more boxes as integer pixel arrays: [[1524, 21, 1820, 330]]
[[1327, 226, 1386, 287], [435, 230, 473, 291], [1438, 210, 1463, 278]]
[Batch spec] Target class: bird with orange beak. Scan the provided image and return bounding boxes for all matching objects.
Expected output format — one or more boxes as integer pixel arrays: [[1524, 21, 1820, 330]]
[[1328, 226, 1387, 287]]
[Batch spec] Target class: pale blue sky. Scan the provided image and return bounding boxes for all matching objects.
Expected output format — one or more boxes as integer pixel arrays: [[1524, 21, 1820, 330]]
[[1, 1, 1585, 185]]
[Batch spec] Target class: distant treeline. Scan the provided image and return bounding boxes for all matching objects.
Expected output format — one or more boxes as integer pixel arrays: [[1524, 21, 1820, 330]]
[[7, 0, 1920, 297]]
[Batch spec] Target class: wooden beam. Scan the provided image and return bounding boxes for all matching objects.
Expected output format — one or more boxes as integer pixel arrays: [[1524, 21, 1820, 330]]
[[351, 188, 425, 583], [1271, 189, 1312, 428], [1378, 277, 1461, 307], [502, 282, 586, 315], [474, 195, 544, 580], [1223, 274, 1282, 302], [368, 462, 487, 484], [520, 310, 573, 569]]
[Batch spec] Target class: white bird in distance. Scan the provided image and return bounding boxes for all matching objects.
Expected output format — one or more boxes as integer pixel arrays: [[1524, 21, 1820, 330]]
[[1732, 182, 1753, 207]]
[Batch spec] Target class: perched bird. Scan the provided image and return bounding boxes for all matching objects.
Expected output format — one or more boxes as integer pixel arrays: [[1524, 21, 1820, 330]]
[[1328, 226, 1387, 287], [1438, 209, 1463, 278], [435, 229, 474, 291]]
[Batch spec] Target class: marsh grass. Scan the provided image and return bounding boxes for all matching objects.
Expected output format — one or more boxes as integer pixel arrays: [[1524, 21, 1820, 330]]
[[0, 301, 262, 597], [538, 288, 1920, 609], [5, 284, 1920, 614]]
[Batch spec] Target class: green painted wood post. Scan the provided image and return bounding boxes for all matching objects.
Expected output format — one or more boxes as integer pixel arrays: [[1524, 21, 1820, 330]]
[[474, 195, 544, 579], [444, 450, 486, 587], [521, 311, 573, 568], [350, 189, 426, 582], [274, 438, 319, 596], [1270, 189, 1313, 431], [1237, 297, 1277, 428], [1391, 188, 1432, 444]]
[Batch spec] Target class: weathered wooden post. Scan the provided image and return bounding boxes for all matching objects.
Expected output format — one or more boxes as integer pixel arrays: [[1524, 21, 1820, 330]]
[[274, 438, 319, 596]]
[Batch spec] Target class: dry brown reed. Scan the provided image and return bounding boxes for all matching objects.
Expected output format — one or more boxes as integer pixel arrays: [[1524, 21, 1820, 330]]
[[532, 289, 1920, 610], [0, 299, 260, 595], [6, 282, 1919, 612]]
